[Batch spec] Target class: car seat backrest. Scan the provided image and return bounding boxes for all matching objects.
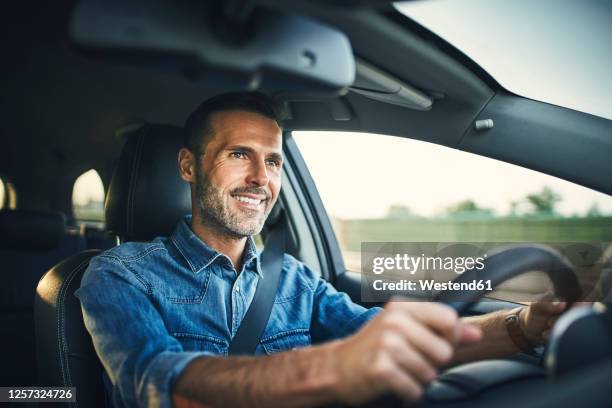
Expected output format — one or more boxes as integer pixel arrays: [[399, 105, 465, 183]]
[[105, 124, 191, 242], [0, 209, 65, 250], [82, 225, 117, 250], [35, 123, 190, 407], [0, 209, 86, 386]]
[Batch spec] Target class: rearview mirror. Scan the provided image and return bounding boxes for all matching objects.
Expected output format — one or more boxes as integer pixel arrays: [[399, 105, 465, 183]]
[[69, 0, 355, 95]]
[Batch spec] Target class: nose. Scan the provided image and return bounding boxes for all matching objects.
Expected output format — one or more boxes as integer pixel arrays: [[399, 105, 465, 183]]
[[246, 156, 269, 187]]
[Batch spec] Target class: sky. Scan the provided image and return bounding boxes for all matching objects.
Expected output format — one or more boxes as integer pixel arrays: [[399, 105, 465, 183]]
[[395, 0, 612, 121], [294, 131, 612, 219]]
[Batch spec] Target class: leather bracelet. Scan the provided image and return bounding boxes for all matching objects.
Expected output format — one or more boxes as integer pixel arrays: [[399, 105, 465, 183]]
[[504, 307, 535, 352]]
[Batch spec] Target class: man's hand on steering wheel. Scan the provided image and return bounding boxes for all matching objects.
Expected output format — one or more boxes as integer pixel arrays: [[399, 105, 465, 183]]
[[330, 300, 482, 405], [521, 297, 591, 344], [520, 298, 567, 344]]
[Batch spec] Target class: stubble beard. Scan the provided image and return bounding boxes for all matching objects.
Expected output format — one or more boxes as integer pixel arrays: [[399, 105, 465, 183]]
[[194, 167, 270, 239]]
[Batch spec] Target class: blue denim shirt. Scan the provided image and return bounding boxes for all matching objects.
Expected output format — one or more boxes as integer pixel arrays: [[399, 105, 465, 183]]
[[76, 215, 380, 408]]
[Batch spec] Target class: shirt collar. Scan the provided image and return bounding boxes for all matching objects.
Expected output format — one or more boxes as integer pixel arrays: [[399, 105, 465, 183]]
[[170, 215, 262, 277]]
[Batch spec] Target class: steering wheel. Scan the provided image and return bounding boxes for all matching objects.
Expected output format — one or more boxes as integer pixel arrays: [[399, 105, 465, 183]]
[[357, 244, 583, 408], [434, 244, 582, 314]]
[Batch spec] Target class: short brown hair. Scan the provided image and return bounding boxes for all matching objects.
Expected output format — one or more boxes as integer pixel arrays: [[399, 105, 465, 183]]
[[184, 92, 284, 157]]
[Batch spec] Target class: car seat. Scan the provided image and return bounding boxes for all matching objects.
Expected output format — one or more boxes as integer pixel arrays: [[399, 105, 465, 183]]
[[34, 124, 191, 407], [0, 209, 85, 386]]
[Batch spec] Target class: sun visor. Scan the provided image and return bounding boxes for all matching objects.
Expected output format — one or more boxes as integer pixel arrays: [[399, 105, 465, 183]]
[[351, 59, 433, 110]]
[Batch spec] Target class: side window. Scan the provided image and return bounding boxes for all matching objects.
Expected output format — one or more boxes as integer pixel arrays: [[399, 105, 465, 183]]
[[0, 178, 4, 209], [0, 176, 17, 209], [292, 131, 612, 280], [72, 169, 105, 224]]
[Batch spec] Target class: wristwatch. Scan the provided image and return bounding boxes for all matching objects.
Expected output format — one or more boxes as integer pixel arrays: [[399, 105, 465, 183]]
[[504, 307, 535, 352]]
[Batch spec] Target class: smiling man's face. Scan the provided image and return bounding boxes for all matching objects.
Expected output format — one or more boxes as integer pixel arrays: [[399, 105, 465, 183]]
[[193, 109, 283, 238]]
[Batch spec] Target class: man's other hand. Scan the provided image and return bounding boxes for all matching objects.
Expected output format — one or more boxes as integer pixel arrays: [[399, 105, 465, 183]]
[[521, 298, 592, 344], [329, 300, 482, 405]]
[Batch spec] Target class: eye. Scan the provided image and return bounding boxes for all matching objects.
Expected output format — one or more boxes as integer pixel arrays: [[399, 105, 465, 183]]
[[265, 159, 281, 168], [230, 151, 246, 159]]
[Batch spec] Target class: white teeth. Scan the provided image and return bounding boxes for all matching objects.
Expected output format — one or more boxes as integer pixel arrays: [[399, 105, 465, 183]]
[[235, 195, 262, 205]]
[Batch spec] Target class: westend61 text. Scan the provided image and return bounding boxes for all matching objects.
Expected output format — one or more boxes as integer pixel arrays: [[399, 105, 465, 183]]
[[372, 279, 493, 292]]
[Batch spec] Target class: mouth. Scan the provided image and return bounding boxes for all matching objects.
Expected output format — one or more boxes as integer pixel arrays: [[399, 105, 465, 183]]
[[231, 193, 267, 211]]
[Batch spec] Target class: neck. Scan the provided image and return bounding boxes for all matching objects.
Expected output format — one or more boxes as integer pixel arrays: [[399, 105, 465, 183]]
[[190, 214, 247, 273]]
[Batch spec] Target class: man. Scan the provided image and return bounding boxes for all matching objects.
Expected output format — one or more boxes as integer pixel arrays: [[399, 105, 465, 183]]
[[77, 92, 569, 408]]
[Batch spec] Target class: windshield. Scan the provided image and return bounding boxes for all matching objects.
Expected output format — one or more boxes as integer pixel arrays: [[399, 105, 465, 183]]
[[395, 0, 612, 120]]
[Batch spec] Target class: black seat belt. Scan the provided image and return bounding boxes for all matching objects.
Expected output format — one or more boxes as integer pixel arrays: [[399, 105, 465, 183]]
[[228, 214, 286, 355]]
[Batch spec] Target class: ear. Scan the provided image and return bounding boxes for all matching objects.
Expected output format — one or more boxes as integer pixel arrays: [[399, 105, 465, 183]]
[[178, 148, 196, 183]]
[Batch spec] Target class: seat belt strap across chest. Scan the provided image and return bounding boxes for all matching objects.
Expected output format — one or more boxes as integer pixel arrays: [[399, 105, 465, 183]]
[[228, 216, 286, 355]]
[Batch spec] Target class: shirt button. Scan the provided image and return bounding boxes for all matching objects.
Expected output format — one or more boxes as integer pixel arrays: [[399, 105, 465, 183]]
[[235, 286, 240, 293]]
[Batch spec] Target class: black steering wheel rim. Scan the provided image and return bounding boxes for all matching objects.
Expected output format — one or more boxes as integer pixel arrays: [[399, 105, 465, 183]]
[[434, 244, 582, 314]]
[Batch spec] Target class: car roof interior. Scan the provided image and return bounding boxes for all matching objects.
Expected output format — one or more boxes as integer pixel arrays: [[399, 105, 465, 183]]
[[1, 0, 611, 217]]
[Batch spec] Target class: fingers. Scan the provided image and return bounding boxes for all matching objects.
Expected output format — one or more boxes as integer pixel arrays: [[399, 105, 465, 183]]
[[383, 302, 458, 363], [400, 316, 454, 365], [375, 361, 423, 401], [531, 300, 567, 329], [531, 299, 566, 314], [377, 303, 451, 372], [571, 301, 593, 308], [381, 332, 437, 384], [386, 300, 459, 342], [369, 301, 485, 403], [457, 323, 482, 344], [380, 302, 484, 368]]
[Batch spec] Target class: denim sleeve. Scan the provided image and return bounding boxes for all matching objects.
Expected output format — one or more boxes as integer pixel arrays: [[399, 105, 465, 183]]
[[303, 264, 382, 343], [75, 255, 210, 408]]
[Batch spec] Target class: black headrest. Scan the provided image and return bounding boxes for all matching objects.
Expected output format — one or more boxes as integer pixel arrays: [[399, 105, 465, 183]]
[[105, 124, 191, 242], [0, 209, 66, 250]]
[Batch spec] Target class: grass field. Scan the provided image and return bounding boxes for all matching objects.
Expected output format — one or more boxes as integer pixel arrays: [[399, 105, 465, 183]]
[[333, 217, 612, 252]]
